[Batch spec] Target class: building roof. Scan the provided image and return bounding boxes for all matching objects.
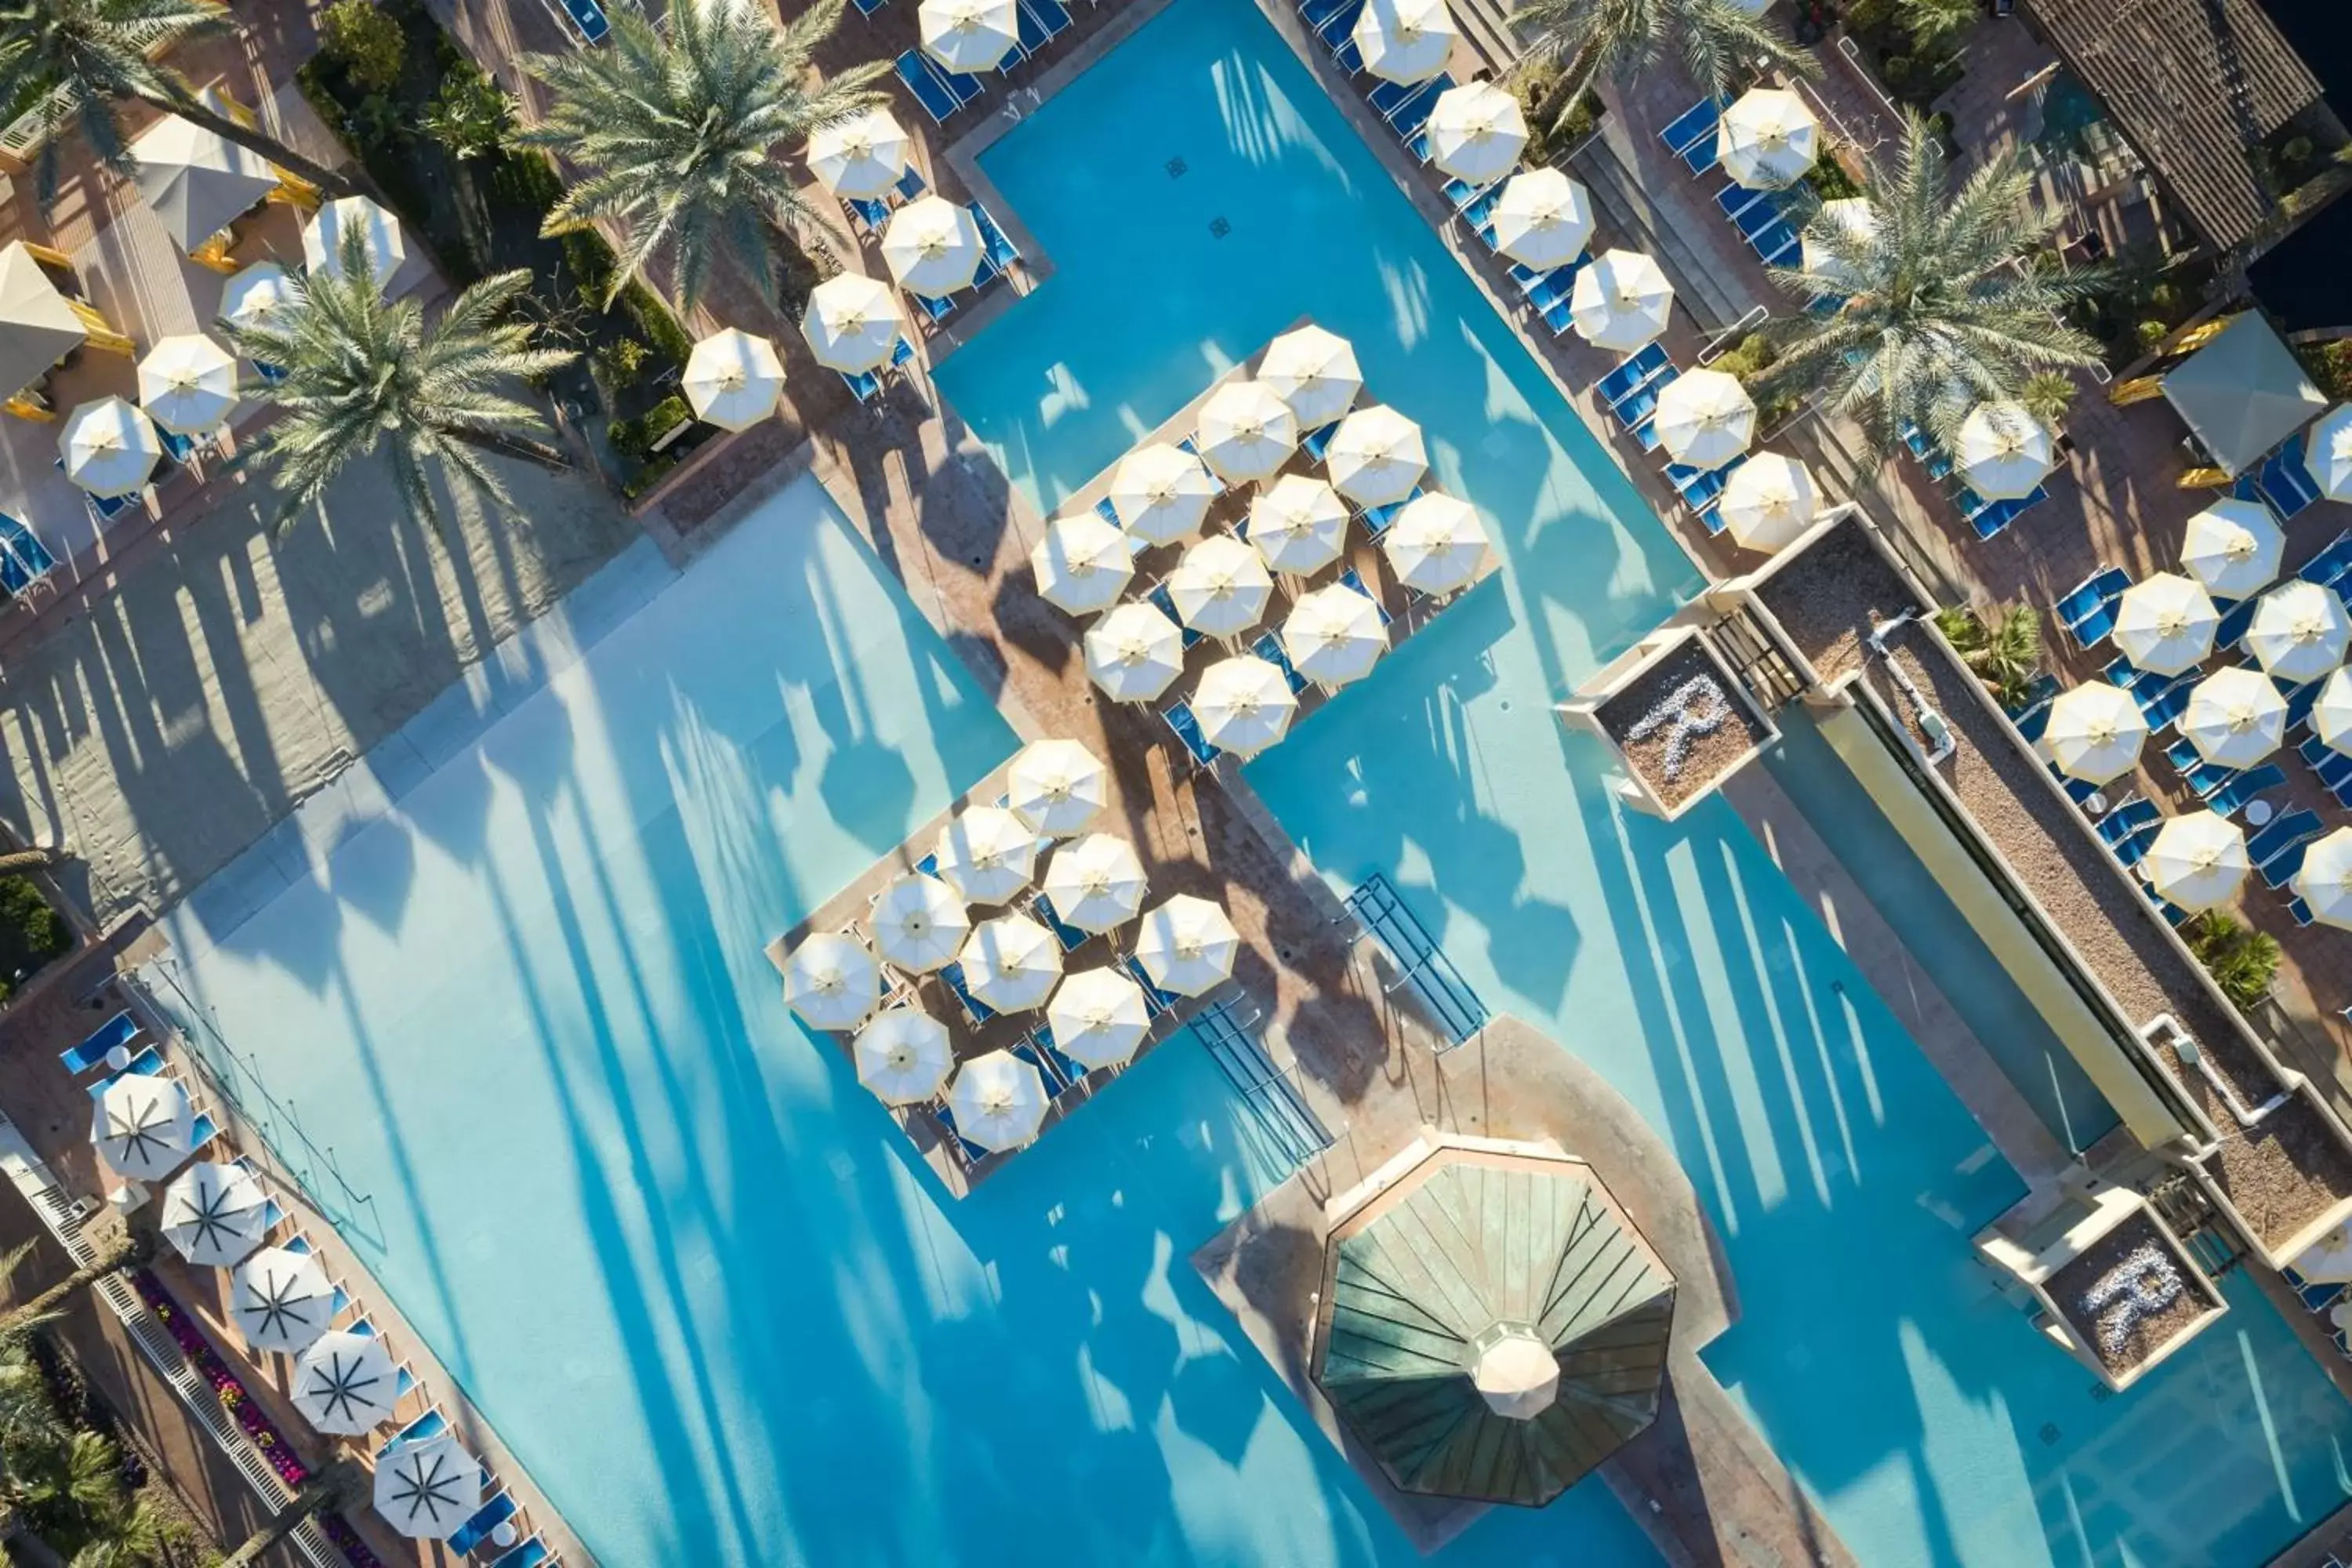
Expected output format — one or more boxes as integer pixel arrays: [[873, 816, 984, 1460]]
[[2024, 0, 2325, 249], [2161, 312, 2328, 474]]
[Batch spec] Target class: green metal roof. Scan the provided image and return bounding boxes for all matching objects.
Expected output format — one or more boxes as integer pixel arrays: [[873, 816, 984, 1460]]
[[1313, 1149, 1675, 1508]]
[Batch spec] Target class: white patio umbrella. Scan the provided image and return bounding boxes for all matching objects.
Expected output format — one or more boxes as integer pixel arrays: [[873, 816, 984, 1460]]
[[853, 1007, 955, 1105], [1570, 250, 1674, 352], [921, 0, 1018, 72], [802, 274, 904, 373], [1041, 834, 1148, 932], [2182, 666, 2287, 769], [946, 1050, 1050, 1151], [1247, 474, 1348, 575], [1083, 601, 1186, 702], [375, 1432, 483, 1540], [1007, 738, 1108, 837], [1325, 405, 1427, 506], [2180, 498, 2285, 601], [2248, 582, 2349, 684], [683, 328, 785, 431], [302, 195, 404, 290], [2112, 572, 2218, 677], [2293, 1221, 2352, 1285], [784, 931, 881, 1031], [2292, 829, 2352, 931], [59, 397, 162, 499], [1652, 369, 1755, 470], [2313, 667, 2352, 757], [1282, 582, 1387, 688], [230, 1245, 334, 1356], [1383, 492, 1487, 594], [1030, 513, 1134, 615], [1167, 535, 1274, 639], [1192, 655, 1298, 757], [1047, 968, 1152, 1069], [1425, 83, 1527, 187], [1194, 379, 1298, 483], [218, 260, 294, 335], [1256, 325, 1361, 429], [1719, 88, 1818, 189], [2043, 681, 2147, 784], [869, 873, 968, 972], [807, 107, 911, 200], [128, 114, 279, 252], [882, 197, 983, 296], [1352, 0, 1457, 85], [2145, 811, 2249, 912], [1490, 169, 1592, 270], [962, 914, 1062, 1012], [1955, 402, 2056, 501], [136, 334, 238, 435], [933, 806, 1040, 906], [1718, 453, 1817, 551], [0, 243, 82, 401], [1109, 444, 1218, 544], [292, 1330, 399, 1436], [2311, 405, 2352, 503], [1135, 895, 1240, 997], [1801, 198, 1878, 291], [91, 1075, 192, 1182], [159, 1160, 267, 1269]]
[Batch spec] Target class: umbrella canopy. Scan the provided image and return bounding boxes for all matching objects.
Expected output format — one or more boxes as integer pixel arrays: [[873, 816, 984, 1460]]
[[1801, 198, 1878, 291], [1955, 402, 2056, 501], [882, 197, 983, 296], [375, 1432, 483, 1540], [1352, 0, 1457, 84], [1007, 738, 1108, 837], [1383, 492, 1487, 594], [2247, 581, 2349, 684], [960, 913, 1063, 1011], [946, 1050, 1050, 1151], [2311, 405, 2352, 503], [2293, 829, 2352, 930], [59, 397, 161, 499], [2180, 498, 2285, 601], [784, 931, 881, 1031], [129, 114, 279, 251], [922, 0, 1017, 71], [1030, 513, 1134, 615], [806, 107, 911, 200], [1109, 444, 1218, 543], [1194, 379, 1298, 483], [1326, 405, 1428, 506], [1719, 88, 1818, 189], [869, 873, 968, 972], [218, 260, 294, 335], [136, 334, 238, 435], [1167, 535, 1275, 639], [2112, 572, 2218, 677], [683, 328, 785, 431], [2293, 1221, 2352, 1285], [90, 1074, 192, 1182], [1193, 655, 1299, 757], [1282, 582, 1387, 688], [291, 1330, 399, 1436], [802, 274, 903, 373], [853, 1007, 955, 1105], [2043, 681, 2147, 784], [1490, 169, 1592, 270], [1652, 369, 1755, 470], [1083, 601, 1186, 702], [1135, 894, 1240, 996], [0, 241, 87, 401], [303, 196, 404, 290], [2182, 666, 2287, 768], [933, 806, 1040, 906], [230, 1245, 334, 1356], [1046, 968, 1152, 1069], [2313, 667, 2352, 757], [1041, 833, 1148, 932], [1718, 453, 1817, 552], [159, 1160, 267, 1269], [2144, 811, 2249, 912], [1426, 83, 1527, 187], [1247, 474, 1348, 574], [1257, 325, 1362, 429], [1570, 250, 1674, 352], [2159, 311, 2327, 477]]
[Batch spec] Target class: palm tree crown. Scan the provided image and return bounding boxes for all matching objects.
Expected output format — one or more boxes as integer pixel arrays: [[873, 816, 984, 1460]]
[[1509, 0, 1811, 131], [515, 0, 887, 311]]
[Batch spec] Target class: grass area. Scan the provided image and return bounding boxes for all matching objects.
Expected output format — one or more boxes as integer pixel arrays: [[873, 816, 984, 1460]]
[[0, 873, 71, 1002]]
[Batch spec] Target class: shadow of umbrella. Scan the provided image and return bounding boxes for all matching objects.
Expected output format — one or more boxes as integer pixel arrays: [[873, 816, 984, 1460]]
[[818, 731, 917, 855]]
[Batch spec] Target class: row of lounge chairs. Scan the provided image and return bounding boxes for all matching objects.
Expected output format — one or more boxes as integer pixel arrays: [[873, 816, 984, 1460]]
[[1899, 422, 2050, 542], [1160, 564, 1392, 771], [1581, 343, 1748, 528], [1661, 98, 1806, 269], [379, 1411, 552, 1566], [2234, 430, 2325, 524], [891, 0, 1078, 125], [0, 513, 55, 600]]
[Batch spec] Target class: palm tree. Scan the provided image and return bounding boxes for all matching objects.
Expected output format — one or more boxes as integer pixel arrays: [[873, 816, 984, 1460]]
[[224, 228, 579, 532], [1759, 111, 2108, 457], [1936, 602, 2042, 708], [514, 0, 887, 311], [0, 0, 350, 200], [0, 1232, 149, 1344], [216, 1460, 364, 1568], [1508, 0, 1812, 133]]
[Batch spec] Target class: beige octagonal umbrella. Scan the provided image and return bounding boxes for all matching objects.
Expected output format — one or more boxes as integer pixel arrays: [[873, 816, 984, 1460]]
[[1031, 514, 1134, 615], [802, 274, 904, 373], [2313, 667, 2352, 757], [870, 873, 968, 972], [1007, 738, 1107, 837], [947, 1050, 1050, 1151], [1325, 405, 1427, 506], [784, 931, 880, 1031], [1425, 82, 1526, 187], [2247, 581, 2349, 684], [1135, 894, 1240, 997], [92, 1074, 193, 1181], [59, 397, 162, 498], [1719, 88, 1818, 190], [2182, 666, 2287, 769], [1109, 444, 1218, 544], [1282, 582, 1387, 688], [375, 1432, 482, 1540], [1194, 655, 1299, 757], [1042, 833, 1148, 933], [2145, 811, 2249, 912], [137, 334, 238, 435], [1570, 250, 1674, 352], [1653, 368, 1755, 470], [960, 913, 1063, 1012], [684, 328, 785, 431], [1195, 379, 1298, 483], [1383, 492, 1487, 594], [1257, 325, 1361, 430], [2112, 572, 2217, 677], [2181, 498, 2285, 601], [1047, 968, 1152, 1070], [2293, 828, 2352, 931], [1247, 474, 1348, 575], [2311, 405, 2352, 504], [303, 195, 404, 290], [921, 0, 1018, 72], [807, 107, 911, 200], [933, 806, 1039, 906], [129, 113, 278, 252], [1490, 169, 1592, 270], [1719, 453, 1817, 552], [854, 1007, 955, 1105], [230, 1245, 334, 1356], [0, 242, 83, 402], [217, 260, 293, 335], [1955, 402, 2056, 502], [291, 1329, 400, 1436], [1352, 0, 1457, 85], [883, 197, 982, 296], [1168, 535, 1274, 639], [2043, 681, 2147, 784], [1084, 601, 1186, 702]]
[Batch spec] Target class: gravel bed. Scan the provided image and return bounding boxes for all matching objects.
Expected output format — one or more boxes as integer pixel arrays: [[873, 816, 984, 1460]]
[[1752, 519, 1921, 686], [1596, 641, 1769, 811], [2045, 1210, 2218, 1374]]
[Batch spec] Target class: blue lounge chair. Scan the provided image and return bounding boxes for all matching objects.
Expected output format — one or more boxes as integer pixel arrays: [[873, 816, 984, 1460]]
[[1357, 489, 1420, 540], [2314, 747, 2352, 796], [1524, 266, 1578, 312], [1370, 74, 1431, 121], [2054, 566, 2129, 629], [60, 1011, 139, 1075], [2254, 813, 2325, 889], [1610, 366, 1679, 428], [971, 203, 1021, 273], [2287, 896, 2316, 927], [1715, 183, 1767, 222], [1300, 421, 1340, 463], [1389, 75, 1443, 140], [2013, 699, 2053, 745], [928, 1104, 992, 1167], [2003, 672, 2060, 718], [2141, 677, 2197, 734], [2215, 594, 2260, 650], [2103, 656, 2167, 696], [1163, 700, 1221, 769], [2057, 771, 2102, 808], [1145, 583, 1206, 648], [445, 1494, 520, 1558], [1541, 295, 1575, 336], [854, 0, 887, 15], [1122, 953, 1179, 1017], [938, 960, 997, 1025], [2208, 763, 2287, 819], [489, 1539, 550, 1568], [379, 1409, 447, 1457], [2256, 434, 2323, 521], [0, 514, 56, 597], [1252, 631, 1311, 695], [1011, 1036, 1070, 1095], [894, 50, 961, 124], [1317, 0, 1365, 46], [558, 0, 608, 43], [1029, 1023, 1093, 1090], [2296, 528, 2352, 589], [1338, 566, 1393, 625], [87, 1045, 162, 1098], [1029, 892, 1089, 953], [839, 367, 884, 404], [2095, 796, 2160, 846], [1300, 0, 1352, 25], [1019, 0, 1073, 47], [1592, 343, 1670, 404], [1661, 98, 1719, 159], [912, 290, 958, 327]]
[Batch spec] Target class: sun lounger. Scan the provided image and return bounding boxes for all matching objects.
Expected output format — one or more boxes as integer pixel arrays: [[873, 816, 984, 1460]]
[[1338, 566, 1393, 624], [938, 960, 997, 1026], [2206, 763, 2286, 818], [379, 1409, 447, 1457], [838, 367, 884, 404], [969, 202, 1021, 272], [1541, 295, 1577, 335], [1018, 0, 1072, 53], [1029, 1023, 1094, 1089], [1145, 583, 1206, 648], [2095, 796, 2160, 845], [2313, 748, 2352, 797], [2214, 594, 2260, 650], [1251, 632, 1312, 695], [556, 0, 609, 44], [854, 0, 887, 15], [86, 1045, 163, 1098], [488, 1536, 550, 1568], [2053, 565, 2128, 629], [2137, 675, 2195, 735], [1524, 266, 1578, 312], [2287, 679, 2323, 730], [2002, 672, 2060, 718], [1094, 496, 1122, 528], [912, 290, 958, 327], [1333, 31, 1363, 71], [1163, 700, 1221, 769], [445, 1493, 520, 1558], [1388, 74, 1445, 140], [59, 1011, 140, 1075], [1300, 0, 1352, 26], [2296, 528, 2352, 589], [2287, 895, 2316, 927], [1661, 98, 1719, 174], [1300, 421, 1340, 462], [1356, 489, 1419, 540], [1370, 74, 1428, 121], [928, 1105, 992, 1167], [1028, 892, 1090, 952], [2256, 818, 2325, 889], [895, 51, 961, 123], [2012, 698, 2053, 746], [1011, 1036, 1072, 1095], [2057, 771, 2101, 808], [231, 1155, 285, 1228], [1610, 368, 1677, 431], [1316, 0, 1364, 47], [2255, 434, 2322, 520], [2103, 656, 2168, 696], [0, 514, 56, 597], [1121, 953, 1178, 1017], [1592, 343, 1670, 404]]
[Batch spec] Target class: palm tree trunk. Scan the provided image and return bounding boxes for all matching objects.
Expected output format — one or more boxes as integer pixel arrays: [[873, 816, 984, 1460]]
[[132, 92, 353, 199], [453, 429, 575, 473], [218, 1461, 365, 1568], [0, 1234, 149, 1341], [1534, 43, 1602, 136]]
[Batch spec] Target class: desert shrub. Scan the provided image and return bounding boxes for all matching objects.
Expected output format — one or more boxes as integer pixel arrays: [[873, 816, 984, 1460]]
[[319, 0, 405, 94]]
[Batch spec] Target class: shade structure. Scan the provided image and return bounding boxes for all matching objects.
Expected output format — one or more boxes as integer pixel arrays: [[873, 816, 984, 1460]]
[[2182, 666, 2287, 769], [1135, 894, 1240, 996], [0, 242, 88, 401], [853, 1007, 955, 1105], [1193, 655, 1299, 757], [802, 274, 904, 373], [1194, 379, 1298, 483], [933, 806, 1040, 906], [1352, 0, 1457, 84], [375, 1432, 483, 1540], [683, 328, 785, 431], [946, 1050, 1049, 1152], [1570, 250, 1674, 352], [2159, 311, 2328, 477], [159, 1160, 267, 1269], [218, 260, 293, 335], [2311, 405, 2352, 503], [230, 1245, 334, 1356], [881, 197, 983, 296], [1383, 492, 1487, 594], [136, 334, 238, 435], [806, 107, 910, 201], [1007, 738, 1108, 837], [2112, 572, 2218, 677], [1243, 474, 1346, 575], [784, 931, 880, 1031], [1030, 514, 1134, 615], [2247, 581, 2349, 684], [1257, 325, 1362, 429], [2313, 668, 2352, 757], [59, 397, 161, 499], [1046, 968, 1151, 1070], [1490, 169, 1592, 270], [129, 114, 279, 251], [2043, 681, 2148, 784], [1041, 833, 1147, 932], [1283, 582, 1388, 688], [1325, 405, 1427, 506], [960, 913, 1064, 1011], [2180, 498, 2285, 600], [1109, 445, 1218, 544], [1425, 83, 1527, 187], [1083, 601, 1186, 702], [303, 195, 404, 290], [1167, 535, 1275, 638], [291, 1330, 399, 1436], [1651, 369, 1755, 470], [90, 1074, 192, 1182], [1955, 402, 2056, 501], [2144, 811, 2249, 912], [1718, 453, 1817, 552], [2294, 829, 2352, 930], [1800, 198, 1878, 291], [921, 0, 1018, 71], [869, 873, 968, 972], [1719, 88, 1818, 189]]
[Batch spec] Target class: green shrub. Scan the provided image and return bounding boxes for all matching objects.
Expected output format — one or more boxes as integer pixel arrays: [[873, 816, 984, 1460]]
[[1805, 156, 1862, 201], [593, 336, 649, 387], [641, 396, 691, 448], [0, 873, 70, 1000], [2186, 912, 2281, 1011], [319, 0, 406, 94], [2302, 339, 2352, 401], [423, 66, 510, 162], [2136, 318, 2172, 351]]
